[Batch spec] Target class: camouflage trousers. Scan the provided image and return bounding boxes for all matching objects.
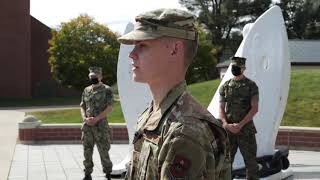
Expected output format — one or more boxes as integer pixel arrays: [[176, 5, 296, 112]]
[[82, 119, 113, 175], [229, 131, 259, 180]]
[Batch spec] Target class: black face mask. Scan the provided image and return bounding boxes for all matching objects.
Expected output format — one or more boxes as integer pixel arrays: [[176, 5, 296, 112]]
[[90, 78, 99, 85], [231, 65, 242, 76]]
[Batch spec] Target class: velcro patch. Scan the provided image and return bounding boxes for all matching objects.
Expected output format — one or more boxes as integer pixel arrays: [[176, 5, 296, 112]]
[[143, 133, 160, 145]]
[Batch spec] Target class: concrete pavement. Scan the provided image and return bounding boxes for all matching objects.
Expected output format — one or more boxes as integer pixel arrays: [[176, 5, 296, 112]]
[[0, 111, 25, 180], [289, 150, 320, 179], [7, 143, 320, 180], [8, 144, 128, 180]]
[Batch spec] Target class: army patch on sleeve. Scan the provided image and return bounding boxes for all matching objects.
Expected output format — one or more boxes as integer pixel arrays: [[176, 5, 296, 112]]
[[168, 155, 191, 179]]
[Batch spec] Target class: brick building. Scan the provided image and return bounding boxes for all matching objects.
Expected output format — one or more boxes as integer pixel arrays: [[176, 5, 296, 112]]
[[0, 0, 79, 98]]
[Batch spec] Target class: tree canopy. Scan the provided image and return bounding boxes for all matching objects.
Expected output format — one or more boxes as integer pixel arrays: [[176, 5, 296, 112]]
[[179, 0, 272, 62], [277, 0, 320, 39], [48, 14, 120, 90], [187, 27, 218, 83]]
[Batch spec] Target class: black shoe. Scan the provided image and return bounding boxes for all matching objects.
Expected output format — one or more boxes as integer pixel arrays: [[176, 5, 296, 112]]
[[105, 173, 111, 180], [83, 174, 92, 180]]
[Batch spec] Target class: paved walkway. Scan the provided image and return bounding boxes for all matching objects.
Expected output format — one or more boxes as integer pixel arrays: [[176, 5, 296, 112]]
[[0, 110, 25, 180], [8, 144, 128, 180], [289, 150, 320, 179], [7, 144, 320, 180]]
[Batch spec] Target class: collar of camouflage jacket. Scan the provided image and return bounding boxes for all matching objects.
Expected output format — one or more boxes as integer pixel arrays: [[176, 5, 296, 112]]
[[144, 81, 187, 131]]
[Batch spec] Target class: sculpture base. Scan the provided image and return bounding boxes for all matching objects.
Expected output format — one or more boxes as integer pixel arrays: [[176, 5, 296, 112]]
[[234, 169, 294, 180], [233, 148, 292, 179], [111, 154, 129, 176]]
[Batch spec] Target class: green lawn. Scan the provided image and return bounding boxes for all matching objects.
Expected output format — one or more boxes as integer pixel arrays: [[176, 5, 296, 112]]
[[28, 101, 125, 124], [187, 79, 221, 107], [282, 69, 320, 127], [26, 69, 320, 127]]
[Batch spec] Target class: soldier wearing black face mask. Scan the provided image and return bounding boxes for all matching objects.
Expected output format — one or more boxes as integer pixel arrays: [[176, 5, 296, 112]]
[[231, 64, 242, 76], [219, 57, 260, 180], [80, 66, 113, 180], [89, 77, 99, 85]]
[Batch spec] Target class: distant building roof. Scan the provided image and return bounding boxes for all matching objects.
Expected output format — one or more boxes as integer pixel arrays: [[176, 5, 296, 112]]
[[217, 40, 320, 68], [216, 60, 231, 68], [289, 40, 320, 63]]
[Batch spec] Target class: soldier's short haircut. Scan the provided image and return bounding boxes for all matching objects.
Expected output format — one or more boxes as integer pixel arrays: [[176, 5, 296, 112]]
[[182, 38, 198, 68], [162, 36, 198, 68]]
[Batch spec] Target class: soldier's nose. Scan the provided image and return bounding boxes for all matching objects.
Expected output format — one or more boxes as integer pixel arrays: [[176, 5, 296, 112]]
[[129, 51, 137, 61]]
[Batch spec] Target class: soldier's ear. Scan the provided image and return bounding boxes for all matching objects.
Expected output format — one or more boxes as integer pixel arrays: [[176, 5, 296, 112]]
[[171, 41, 184, 58]]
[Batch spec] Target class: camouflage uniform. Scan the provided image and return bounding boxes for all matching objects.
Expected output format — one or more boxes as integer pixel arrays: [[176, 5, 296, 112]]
[[118, 8, 231, 180], [219, 73, 259, 180], [125, 82, 231, 180], [80, 69, 113, 175]]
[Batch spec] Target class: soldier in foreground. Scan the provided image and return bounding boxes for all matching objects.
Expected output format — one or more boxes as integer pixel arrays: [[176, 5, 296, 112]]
[[80, 67, 113, 180], [118, 8, 231, 180], [219, 57, 259, 180]]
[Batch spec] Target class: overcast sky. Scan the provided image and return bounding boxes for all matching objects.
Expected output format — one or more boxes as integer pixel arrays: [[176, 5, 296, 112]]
[[30, 0, 185, 34]]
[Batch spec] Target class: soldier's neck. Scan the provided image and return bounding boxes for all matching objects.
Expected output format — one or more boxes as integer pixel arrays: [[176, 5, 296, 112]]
[[149, 78, 184, 110], [233, 74, 245, 81], [91, 82, 102, 90]]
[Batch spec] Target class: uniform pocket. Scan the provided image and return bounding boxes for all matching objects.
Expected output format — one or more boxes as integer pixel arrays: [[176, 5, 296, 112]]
[[81, 123, 89, 131], [93, 92, 105, 105], [127, 150, 140, 180], [136, 143, 152, 180], [96, 120, 109, 142]]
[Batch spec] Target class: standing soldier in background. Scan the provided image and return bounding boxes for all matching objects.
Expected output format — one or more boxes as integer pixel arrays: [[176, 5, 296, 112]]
[[219, 56, 259, 180], [80, 66, 113, 180], [118, 8, 231, 180]]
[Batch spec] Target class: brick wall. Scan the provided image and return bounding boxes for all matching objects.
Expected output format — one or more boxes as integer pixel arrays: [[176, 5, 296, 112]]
[[19, 124, 128, 144], [19, 124, 320, 150], [0, 0, 31, 98], [30, 17, 81, 98], [275, 126, 320, 151]]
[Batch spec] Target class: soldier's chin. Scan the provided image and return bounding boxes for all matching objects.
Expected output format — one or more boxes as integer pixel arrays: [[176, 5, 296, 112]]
[[132, 75, 145, 83]]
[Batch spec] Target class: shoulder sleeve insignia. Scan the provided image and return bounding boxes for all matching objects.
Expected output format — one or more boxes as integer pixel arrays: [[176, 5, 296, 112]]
[[169, 155, 191, 178]]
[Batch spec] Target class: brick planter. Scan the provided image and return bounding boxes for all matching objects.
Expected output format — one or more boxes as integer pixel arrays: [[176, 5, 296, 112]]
[[19, 123, 128, 144], [276, 126, 320, 151], [18, 121, 320, 151]]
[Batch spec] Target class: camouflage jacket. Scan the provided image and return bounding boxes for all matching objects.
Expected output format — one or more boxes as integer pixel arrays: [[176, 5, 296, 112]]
[[80, 84, 113, 118], [219, 77, 259, 133], [126, 81, 231, 180]]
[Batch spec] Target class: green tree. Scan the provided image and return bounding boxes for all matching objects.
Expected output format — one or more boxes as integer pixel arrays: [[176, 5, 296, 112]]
[[48, 14, 120, 90], [187, 28, 218, 83], [302, 0, 320, 39], [179, 0, 271, 62], [277, 0, 320, 39]]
